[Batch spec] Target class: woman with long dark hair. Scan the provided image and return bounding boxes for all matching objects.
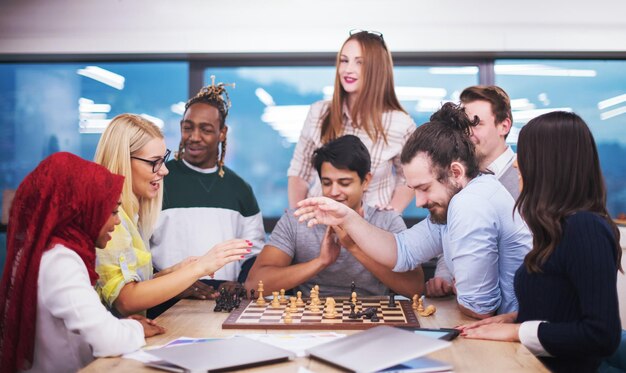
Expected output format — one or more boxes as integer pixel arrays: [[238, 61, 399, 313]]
[[460, 111, 622, 372]]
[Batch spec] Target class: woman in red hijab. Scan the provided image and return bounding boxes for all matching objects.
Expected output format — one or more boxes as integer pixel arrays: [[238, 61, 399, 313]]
[[0, 152, 164, 373]]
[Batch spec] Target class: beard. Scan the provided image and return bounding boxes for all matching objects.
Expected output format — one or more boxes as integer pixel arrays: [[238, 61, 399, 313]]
[[427, 180, 463, 225]]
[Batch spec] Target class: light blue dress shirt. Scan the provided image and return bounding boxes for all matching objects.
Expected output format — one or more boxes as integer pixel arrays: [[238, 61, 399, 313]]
[[394, 174, 532, 315]]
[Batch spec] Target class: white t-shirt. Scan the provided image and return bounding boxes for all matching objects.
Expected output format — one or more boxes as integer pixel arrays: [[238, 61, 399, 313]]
[[23, 244, 145, 373]]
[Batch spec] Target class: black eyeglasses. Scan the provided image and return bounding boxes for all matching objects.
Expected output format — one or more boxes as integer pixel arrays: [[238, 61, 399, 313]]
[[349, 29, 387, 49], [131, 149, 171, 173]]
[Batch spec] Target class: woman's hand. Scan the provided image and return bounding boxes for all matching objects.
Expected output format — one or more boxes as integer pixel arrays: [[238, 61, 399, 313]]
[[197, 239, 252, 276], [153, 256, 199, 278], [461, 323, 521, 342], [128, 314, 166, 337], [456, 312, 518, 332]]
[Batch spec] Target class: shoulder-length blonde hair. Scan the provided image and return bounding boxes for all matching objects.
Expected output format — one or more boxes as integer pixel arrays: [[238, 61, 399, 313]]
[[321, 31, 406, 144], [94, 113, 164, 240]]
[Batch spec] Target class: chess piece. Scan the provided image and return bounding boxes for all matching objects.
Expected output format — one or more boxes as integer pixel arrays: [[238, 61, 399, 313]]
[[271, 291, 280, 308], [350, 291, 358, 311], [256, 281, 265, 305], [283, 308, 293, 324], [314, 284, 320, 294], [296, 291, 305, 306], [417, 296, 424, 313], [348, 302, 358, 319], [213, 291, 224, 312], [290, 296, 298, 312], [418, 305, 437, 317], [350, 281, 356, 294], [412, 294, 419, 310], [250, 289, 255, 301], [388, 291, 397, 308], [324, 297, 337, 319], [310, 288, 319, 306], [361, 307, 377, 319], [309, 301, 321, 313], [279, 289, 288, 304], [370, 313, 380, 322]]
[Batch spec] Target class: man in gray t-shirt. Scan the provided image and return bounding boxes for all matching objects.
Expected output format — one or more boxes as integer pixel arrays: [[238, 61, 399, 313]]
[[245, 135, 424, 298]]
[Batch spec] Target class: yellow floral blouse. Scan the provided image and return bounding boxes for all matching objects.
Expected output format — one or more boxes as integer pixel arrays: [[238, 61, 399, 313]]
[[95, 207, 153, 309]]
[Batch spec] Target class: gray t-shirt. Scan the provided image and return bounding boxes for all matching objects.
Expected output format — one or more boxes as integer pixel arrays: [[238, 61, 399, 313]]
[[268, 205, 406, 297]]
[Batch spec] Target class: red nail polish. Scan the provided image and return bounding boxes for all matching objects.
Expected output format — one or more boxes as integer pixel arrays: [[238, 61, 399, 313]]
[[240, 255, 245, 258], [247, 249, 251, 252]]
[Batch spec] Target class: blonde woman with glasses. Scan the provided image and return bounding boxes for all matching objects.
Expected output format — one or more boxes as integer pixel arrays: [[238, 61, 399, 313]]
[[94, 114, 252, 317], [288, 30, 416, 212]]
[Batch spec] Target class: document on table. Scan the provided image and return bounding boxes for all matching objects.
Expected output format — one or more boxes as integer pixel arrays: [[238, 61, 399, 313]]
[[238, 332, 346, 357]]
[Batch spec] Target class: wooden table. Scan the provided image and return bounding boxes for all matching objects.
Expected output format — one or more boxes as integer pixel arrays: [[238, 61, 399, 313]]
[[81, 297, 548, 372]]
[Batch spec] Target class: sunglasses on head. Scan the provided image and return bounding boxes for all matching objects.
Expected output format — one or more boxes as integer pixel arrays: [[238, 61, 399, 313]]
[[349, 29, 387, 50]]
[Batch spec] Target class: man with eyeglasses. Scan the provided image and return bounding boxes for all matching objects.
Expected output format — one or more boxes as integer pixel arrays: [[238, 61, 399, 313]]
[[427, 86, 519, 298]]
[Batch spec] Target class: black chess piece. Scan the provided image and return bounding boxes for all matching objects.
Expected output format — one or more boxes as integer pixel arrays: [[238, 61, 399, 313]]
[[250, 289, 255, 301], [370, 313, 380, 322], [238, 287, 247, 300], [388, 291, 397, 308], [214, 289, 224, 312], [348, 302, 358, 319], [227, 290, 237, 312], [350, 281, 356, 294], [361, 307, 377, 319]]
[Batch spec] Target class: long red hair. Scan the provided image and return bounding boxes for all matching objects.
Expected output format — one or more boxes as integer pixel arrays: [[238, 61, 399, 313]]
[[321, 31, 406, 144]]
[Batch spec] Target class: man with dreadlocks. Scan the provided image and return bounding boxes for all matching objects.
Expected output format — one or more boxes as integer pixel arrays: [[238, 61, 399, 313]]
[[294, 103, 531, 320], [150, 76, 264, 303]]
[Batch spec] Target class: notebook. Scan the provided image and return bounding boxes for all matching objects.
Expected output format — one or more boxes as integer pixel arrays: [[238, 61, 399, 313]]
[[306, 325, 451, 373], [380, 357, 452, 372], [146, 336, 295, 372]]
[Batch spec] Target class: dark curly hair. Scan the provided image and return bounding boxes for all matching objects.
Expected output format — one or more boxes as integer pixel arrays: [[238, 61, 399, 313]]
[[401, 102, 481, 181]]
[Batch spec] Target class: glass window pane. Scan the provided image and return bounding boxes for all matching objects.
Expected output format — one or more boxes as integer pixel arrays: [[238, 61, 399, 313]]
[[0, 62, 188, 204], [204, 65, 478, 218], [495, 60, 626, 218]]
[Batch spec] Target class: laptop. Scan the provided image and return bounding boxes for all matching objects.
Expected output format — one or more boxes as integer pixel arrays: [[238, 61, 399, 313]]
[[146, 336, 295, 372], [306, 326, 451, 373]]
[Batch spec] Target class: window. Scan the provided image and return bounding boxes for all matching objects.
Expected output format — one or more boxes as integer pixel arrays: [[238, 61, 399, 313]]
[[203, 65, 479, 218], [0, 62, 188, 207], [495, 59, 626, 217]]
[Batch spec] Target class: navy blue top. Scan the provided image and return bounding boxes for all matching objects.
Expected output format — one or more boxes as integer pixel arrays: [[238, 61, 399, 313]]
[[515, 211, 621, 372]]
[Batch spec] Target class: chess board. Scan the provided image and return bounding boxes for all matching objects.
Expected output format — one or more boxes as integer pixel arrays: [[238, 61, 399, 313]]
[[222, 297, 420, 330]]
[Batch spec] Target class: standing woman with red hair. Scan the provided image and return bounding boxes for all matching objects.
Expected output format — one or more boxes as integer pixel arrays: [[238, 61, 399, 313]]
[[288, 30, 415, 212], [0, 153, 164, 373]]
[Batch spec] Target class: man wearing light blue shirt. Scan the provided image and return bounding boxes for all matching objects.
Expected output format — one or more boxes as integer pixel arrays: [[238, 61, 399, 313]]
[[428, 85, 520, 298], [295, 102, 531, 319]]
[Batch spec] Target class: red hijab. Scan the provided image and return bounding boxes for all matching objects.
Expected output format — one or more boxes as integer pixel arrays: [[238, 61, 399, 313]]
[[0, 152, 124, 373]]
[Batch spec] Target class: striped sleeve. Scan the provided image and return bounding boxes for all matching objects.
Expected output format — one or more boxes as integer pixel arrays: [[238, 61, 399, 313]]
[[287, 101, 327, 181]]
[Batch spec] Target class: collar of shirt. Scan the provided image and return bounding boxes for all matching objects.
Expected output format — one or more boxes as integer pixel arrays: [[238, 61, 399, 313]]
[[182, 159, 218, 174], [488, 146, 515, 178]]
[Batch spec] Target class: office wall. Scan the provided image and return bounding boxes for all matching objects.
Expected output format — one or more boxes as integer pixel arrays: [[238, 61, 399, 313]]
[[1, 0, 625, 56]]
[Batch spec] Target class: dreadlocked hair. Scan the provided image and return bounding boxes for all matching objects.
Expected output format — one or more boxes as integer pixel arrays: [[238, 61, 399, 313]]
[[179, 75, 235, 177], [218, 136, 227, 177]]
